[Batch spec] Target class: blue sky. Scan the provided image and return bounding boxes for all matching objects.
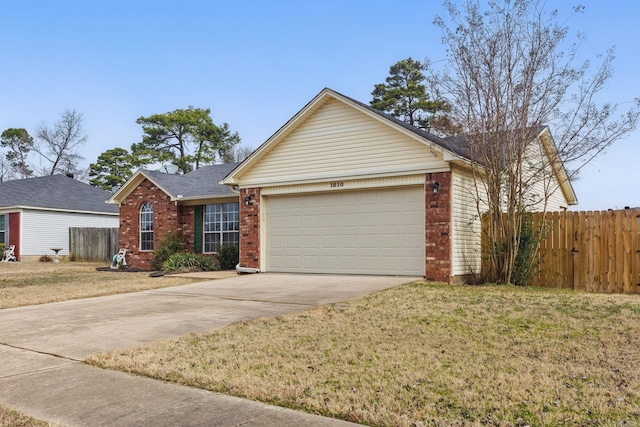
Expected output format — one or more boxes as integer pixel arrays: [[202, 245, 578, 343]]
[[0, 0, 637, 210]]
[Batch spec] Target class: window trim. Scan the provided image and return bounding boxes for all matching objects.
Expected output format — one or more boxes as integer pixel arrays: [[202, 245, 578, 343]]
[[203, 202, 239, 254], [0, 214, 6, 245], [140, 202, 154, 252]]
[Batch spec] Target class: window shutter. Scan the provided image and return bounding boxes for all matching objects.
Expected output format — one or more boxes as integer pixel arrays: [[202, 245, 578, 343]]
[[194, 205, 203, 254]]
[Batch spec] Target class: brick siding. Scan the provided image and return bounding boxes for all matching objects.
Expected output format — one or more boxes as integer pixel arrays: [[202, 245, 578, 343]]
[[239, 188, 260, 269], [8, 212, 20, 261], [425, 172, 452, 283], [118, 179, 186, 270]]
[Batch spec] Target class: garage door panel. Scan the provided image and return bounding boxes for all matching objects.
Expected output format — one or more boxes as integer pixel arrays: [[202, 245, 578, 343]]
[[287, 216, 302, 228], [303, 256, 319, 269], [285, 235, 301, 248], [322, 214, 339, 227], [270, 255, 284, 269], [321, 255, 338, 270], [322, 235, 338, 248], [266, 186, 425, 276]]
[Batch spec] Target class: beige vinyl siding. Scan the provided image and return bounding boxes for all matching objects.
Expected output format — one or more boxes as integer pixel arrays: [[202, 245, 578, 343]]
[[523, 140, 570, 212], [451, 168, 484, 276], [21, 209, 119, 256], [260, 174, 425, 195], [240, 99, 448, 186]]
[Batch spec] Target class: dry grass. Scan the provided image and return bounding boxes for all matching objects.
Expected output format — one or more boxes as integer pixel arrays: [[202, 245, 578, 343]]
[[89, 282, 640, 426], [0, 404, 52, 426], [0, 261, 200, 309]]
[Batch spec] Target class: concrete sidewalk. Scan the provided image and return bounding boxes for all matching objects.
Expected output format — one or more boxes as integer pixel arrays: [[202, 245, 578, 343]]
[[0, 273, 416, 426]]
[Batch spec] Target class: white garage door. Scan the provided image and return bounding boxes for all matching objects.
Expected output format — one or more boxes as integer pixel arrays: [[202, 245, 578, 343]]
[[266, 186, 425, 276]]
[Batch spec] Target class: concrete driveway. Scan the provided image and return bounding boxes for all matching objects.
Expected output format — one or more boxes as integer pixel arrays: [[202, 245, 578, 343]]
[[0, 273, 416, 426]]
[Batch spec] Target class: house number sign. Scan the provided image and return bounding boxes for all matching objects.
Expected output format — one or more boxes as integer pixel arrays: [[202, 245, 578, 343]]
[[329, 181, 344, 188]]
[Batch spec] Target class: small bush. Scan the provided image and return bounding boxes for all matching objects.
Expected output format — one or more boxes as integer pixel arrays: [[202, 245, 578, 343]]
[[163, 253, 220, 272], [0, 243, 5, 254], [152, 232, 184, 270], [512, 215, 540, 286], [217, 245, 239, 270]]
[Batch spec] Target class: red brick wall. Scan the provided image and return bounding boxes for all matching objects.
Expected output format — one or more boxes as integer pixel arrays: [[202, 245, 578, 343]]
[[239, 188, 260, 269], [8, 212, 20, 261], [177, 205, 195, 251], [119, 179, 181, 270], [425, 172, 452, 283]]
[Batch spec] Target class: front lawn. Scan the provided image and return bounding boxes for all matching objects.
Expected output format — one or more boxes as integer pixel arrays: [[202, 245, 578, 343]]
[[88, 282, 640, 426], [0, 262, 201, 309]]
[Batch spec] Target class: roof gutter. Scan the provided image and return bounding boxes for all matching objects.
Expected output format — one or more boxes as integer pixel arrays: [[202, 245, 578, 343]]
[[0, 205, 119, 215]]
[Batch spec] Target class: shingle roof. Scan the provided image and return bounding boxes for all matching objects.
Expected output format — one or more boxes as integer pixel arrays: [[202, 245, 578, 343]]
[[0, 174, 119, 214], [141, 163, 240, 199]]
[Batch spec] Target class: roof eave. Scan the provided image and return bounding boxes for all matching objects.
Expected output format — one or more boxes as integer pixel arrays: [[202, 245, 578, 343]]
[[537, 127, 579, 206], [0, 205, 118, 215]]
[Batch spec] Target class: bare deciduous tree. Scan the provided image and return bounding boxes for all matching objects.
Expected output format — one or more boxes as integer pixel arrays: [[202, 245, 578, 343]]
[[429, 0, 640, 284], [226, 145, 253, 163], [33, 109, 87, 176]]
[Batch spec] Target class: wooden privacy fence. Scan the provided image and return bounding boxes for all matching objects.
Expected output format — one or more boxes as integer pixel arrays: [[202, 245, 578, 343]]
[[69, 227, 119, 263], [483, 209, 640, 294]]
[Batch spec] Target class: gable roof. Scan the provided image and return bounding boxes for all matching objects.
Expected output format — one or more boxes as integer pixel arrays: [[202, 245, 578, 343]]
[[0, 174, 119, 214], [108, 162, 240, 205], [222, 88, 467, 185], [223, 87, 577, 205]]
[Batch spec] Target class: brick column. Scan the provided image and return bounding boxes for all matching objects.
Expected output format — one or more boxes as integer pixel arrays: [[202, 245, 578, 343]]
[[8, 212, 20, 261], [239, 188, 260, 270], [425, 172, 452, 283]]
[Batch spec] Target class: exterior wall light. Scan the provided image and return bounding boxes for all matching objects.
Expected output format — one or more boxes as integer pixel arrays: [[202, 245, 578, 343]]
[[244, 194, 254, 206], [431, 182, 440, 194]]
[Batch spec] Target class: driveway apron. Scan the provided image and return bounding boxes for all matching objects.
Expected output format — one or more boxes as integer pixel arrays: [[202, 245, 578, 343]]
[[0, 273, 415, 426]]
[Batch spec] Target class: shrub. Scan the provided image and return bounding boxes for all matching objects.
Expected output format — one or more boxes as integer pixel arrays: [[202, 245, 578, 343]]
[[0, 243, 5, 254], [512, 214, 540, 286], [163, 253, 220, 272], [152, 232, 184, 271], [217, 245, 239, 270]]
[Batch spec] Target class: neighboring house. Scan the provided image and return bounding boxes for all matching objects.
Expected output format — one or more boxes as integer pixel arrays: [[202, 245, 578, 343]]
[[0, 174, 120, 261], [108, 163, 240, 269], [222, 88, 578, 282]]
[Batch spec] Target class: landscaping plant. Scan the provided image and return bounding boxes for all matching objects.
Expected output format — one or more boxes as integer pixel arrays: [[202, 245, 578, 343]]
[[162, 253, 219, 272], [216, 244, 239, 270], [152, 232, 184, 270]]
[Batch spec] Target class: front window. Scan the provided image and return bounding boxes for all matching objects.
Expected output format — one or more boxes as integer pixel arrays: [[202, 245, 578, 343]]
[[0, 214, 5, 245], [204, 203, 239, 253], [140, 202, 154, 251]]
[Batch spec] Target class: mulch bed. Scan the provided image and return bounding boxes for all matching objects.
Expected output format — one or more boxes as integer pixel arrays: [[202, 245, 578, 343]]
[[95, 266, 155, 273]]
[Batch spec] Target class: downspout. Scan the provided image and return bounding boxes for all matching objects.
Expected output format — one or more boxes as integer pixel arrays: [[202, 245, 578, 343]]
[[236, 264, 260, 274]]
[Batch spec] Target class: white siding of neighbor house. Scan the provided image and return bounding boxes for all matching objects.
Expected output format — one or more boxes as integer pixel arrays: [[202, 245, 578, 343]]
[[21, 209, 119, 256], [451, 168, 484, 276], [239, 98, 449, 186]]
